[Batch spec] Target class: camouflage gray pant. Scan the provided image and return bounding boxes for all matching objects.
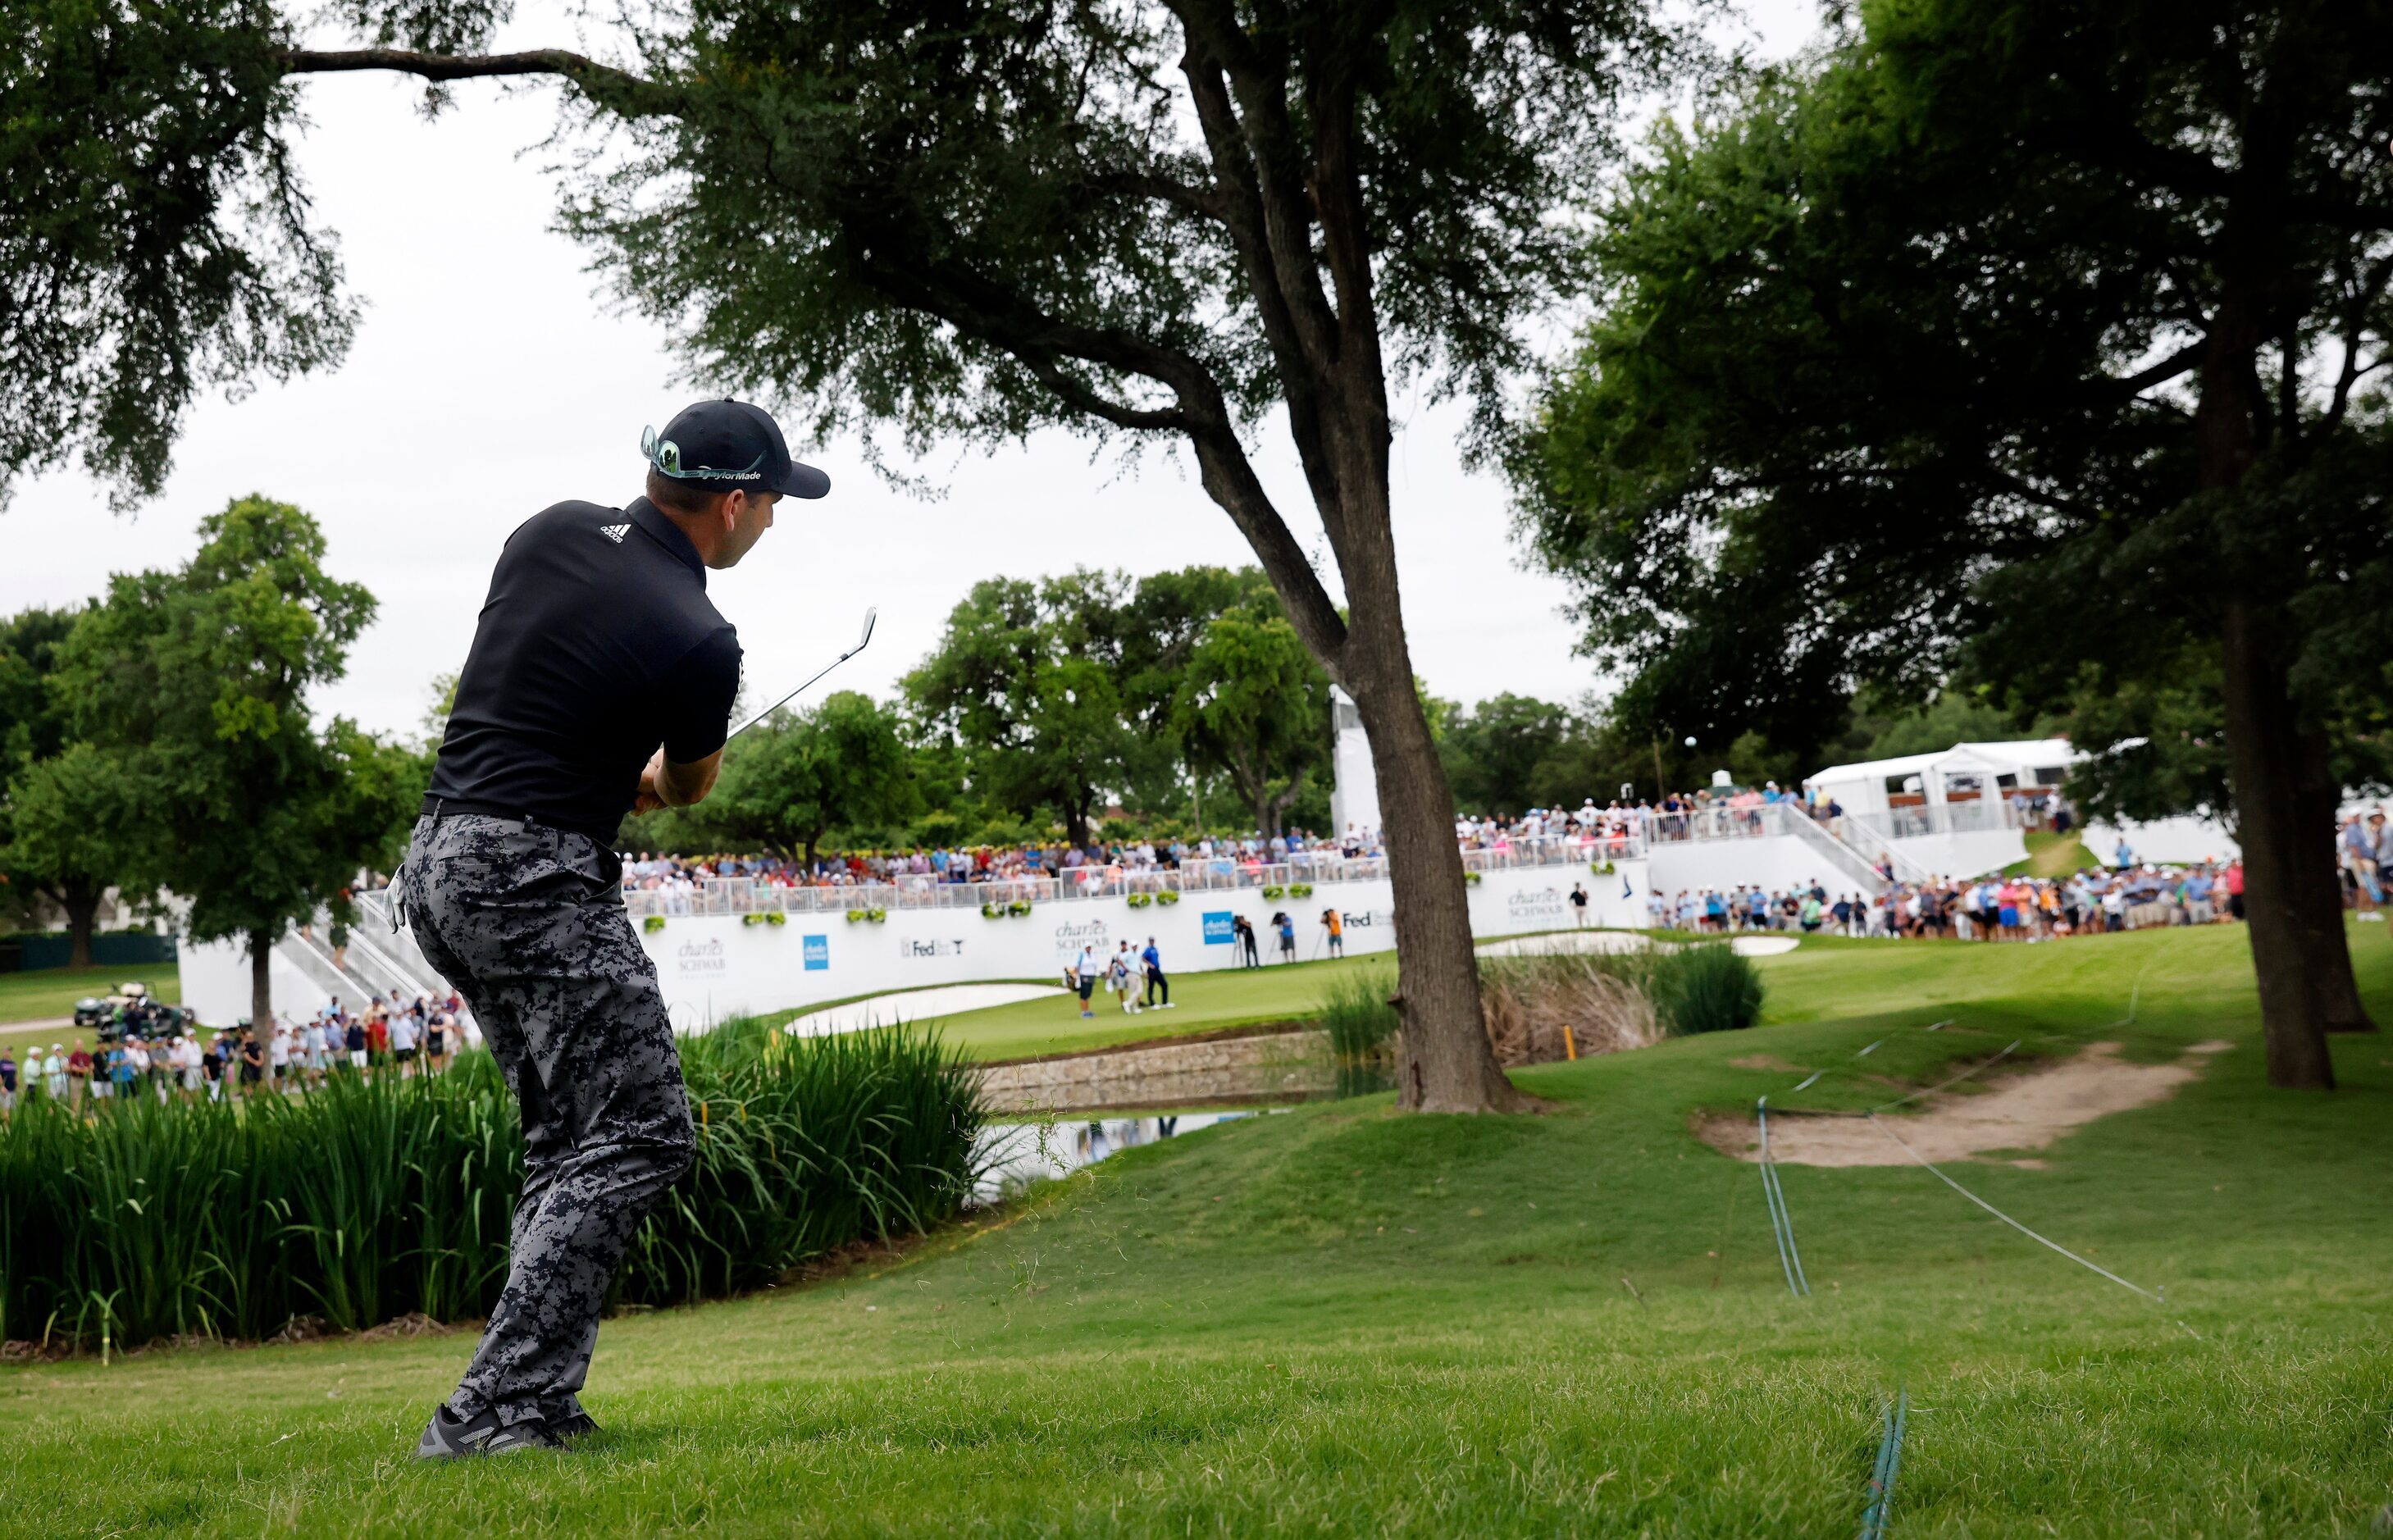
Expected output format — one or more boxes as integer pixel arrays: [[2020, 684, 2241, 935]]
[[398, 813, 694, 1428]]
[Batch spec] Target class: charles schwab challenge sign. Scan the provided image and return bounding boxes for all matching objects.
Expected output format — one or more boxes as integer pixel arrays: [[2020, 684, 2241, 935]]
[[1504, 886, 1571, 924], [675, 937, 727, 975], [1052, 917, 1110, 962]]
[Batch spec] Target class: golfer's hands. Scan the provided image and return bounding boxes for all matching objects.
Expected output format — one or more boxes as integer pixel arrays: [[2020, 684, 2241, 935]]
[[635, 747, 724, 812], [634, 749, 670, 812]]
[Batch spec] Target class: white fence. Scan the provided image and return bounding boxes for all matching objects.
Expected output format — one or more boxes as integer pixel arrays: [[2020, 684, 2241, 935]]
[[619, 831, 1649, 921]]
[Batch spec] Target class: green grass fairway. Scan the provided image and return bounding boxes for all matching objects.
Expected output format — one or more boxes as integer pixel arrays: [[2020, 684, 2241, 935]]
[[896, 951, 1392, 1060], [7, 923, 2391, 1536], [857, 929, 1613, 1061], [2007, 827, 2099, 877]]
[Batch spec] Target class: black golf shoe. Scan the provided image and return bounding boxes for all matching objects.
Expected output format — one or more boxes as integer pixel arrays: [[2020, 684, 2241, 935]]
[[414, 1404, 563, 1459], [549, 1410, 601, 1442]]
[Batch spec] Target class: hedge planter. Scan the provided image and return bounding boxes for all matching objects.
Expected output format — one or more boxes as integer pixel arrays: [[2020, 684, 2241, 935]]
[[1289, 882, 1314, 898], [1126, 892, 1152, 909], [643, 915, 667, 934], [1262, 884, 1286, 900], [1156, 891, 1180, 906], [1464, 871, 1484, 886]]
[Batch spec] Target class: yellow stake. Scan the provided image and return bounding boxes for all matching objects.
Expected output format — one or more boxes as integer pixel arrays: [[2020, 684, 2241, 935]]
[[1563, 1025, 1578, 1061]]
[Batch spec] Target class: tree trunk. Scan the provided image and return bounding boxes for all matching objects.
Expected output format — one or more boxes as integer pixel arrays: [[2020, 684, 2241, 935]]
[[1340, 602, 1523, 1112], [2289, 729, 2376, 1032], [58, 879, 101, 970], [2218, 600, 2336, 1089], [248, 926, 276, 1034]]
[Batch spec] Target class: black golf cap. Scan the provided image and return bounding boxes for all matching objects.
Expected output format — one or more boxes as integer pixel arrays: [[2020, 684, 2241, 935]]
[[641, 399, 831, 500]]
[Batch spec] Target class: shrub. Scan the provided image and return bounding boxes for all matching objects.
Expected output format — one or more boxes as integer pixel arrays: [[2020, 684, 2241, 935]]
[[1650, 943, 1765, 1037], [1007, 900, 1032, 916], [1289, 882, 1314, 898], [845, 909, 868, 925], [764, 911, 786, 927], [1463, 870, 1483, 886], [643, 914, 666, 933], [1318, 967, 1402, 1064], [741, 913, 763, 927], [1155, 891, 1180, 906], [0, 1021, 986, 1348], [1261, 883, 1285, 900], [1126, 892, 1151, 909], [981, 901, 1005, 920], [865, 908, 888, 923]]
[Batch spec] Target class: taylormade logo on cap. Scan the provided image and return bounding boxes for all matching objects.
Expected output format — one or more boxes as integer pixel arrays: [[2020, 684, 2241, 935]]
[[639, 399, 832, 501]]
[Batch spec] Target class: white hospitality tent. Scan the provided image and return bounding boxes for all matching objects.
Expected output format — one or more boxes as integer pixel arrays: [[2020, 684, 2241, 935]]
[[1801, 744, 2022, 820]]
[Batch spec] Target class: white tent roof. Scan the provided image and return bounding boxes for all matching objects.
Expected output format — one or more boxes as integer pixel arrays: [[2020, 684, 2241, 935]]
[[1950, 739, 2081, 774], [1804, 744, 2008, 789]]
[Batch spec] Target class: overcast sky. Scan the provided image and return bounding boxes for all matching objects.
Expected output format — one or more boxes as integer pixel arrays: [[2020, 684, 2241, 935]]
[[5, 1, 1823, 740]]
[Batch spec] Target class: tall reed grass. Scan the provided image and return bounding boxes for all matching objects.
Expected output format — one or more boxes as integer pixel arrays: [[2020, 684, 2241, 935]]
[[0, 1020, 985, 1350], [1475, 942, 1765, 1064]]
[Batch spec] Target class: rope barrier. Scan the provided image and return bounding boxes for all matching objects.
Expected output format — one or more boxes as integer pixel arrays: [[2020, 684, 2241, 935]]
[[1857, 1388, 1909, 1540], [1865, 1113, 2163, 1301], [1756, 1097, 1811, 1296], [1867, 1039, 2021, 1114]]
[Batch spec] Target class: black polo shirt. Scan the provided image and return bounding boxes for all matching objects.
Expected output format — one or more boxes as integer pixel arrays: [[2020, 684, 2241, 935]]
[[426, 498, 741, 844]]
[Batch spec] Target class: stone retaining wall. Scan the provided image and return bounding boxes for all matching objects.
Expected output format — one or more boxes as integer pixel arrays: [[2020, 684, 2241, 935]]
[[979, 1029, 1336, 1113]]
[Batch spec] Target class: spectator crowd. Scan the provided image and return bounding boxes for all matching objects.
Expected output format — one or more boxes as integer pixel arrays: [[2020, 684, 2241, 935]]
[[0, 988, 478, 1119]]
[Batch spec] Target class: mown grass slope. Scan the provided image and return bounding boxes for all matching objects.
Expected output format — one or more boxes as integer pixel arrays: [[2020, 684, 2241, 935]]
[[3, 923, 2388, 1537]]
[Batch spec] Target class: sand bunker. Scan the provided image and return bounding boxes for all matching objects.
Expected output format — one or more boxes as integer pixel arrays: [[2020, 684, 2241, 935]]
[[1730, 936, 1801, 957], [1699, 1040, 2236, 1167]]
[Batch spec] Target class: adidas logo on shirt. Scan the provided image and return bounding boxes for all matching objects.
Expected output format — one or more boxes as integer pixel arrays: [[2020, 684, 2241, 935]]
[[599, 523, 630, 544]]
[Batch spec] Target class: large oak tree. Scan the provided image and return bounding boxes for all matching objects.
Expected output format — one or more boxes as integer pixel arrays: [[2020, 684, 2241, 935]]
[[6, 0, 1695, 1108]]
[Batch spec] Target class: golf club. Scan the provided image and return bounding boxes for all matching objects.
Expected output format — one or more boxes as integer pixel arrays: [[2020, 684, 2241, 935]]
[[727, 607, 877, 740]]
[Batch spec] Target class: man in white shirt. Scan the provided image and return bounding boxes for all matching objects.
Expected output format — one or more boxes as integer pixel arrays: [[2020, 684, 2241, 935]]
[[390, 1010, 422, 1076]]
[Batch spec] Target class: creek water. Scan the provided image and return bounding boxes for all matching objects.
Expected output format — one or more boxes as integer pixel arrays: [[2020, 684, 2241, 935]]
[[973, 1111, 1283, 1202]]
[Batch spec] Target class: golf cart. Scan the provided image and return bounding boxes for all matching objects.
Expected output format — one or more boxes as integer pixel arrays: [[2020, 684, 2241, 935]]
[[74, 982, 189, 1043]]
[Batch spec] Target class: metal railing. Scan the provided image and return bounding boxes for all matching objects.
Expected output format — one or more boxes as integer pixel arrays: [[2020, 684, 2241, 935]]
[[1845, 798, 2028, 842], [617, 830, 1648, 919]]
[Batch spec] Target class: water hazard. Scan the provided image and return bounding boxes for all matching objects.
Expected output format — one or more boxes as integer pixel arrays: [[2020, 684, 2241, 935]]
[[973, 1111, 1281, 1202]]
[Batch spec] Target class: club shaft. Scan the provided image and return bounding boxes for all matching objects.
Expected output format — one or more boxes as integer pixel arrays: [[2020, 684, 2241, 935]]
[[728, 649, 859, 740]]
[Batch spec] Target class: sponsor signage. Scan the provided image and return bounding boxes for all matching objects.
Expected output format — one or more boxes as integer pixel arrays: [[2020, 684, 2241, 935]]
[[1201, 911, 1236, 945], [899, 937, 969, 960], [1336, 908, 1395, 931], [1504, 886, 1570, 923], [1051, 918, 1110, 962], [802, 934, 829, 971], [675, 938, 727, 975]]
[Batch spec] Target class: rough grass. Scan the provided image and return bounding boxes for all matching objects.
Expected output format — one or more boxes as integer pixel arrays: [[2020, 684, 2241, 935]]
[[3, 923, 2390, 1536]]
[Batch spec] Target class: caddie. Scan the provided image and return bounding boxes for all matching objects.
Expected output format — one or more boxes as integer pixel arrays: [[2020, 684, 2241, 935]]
[[400, 400, 828, 1457]]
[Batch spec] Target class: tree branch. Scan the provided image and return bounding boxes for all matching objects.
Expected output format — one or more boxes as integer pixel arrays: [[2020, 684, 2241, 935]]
[[275, 48, 682, 115], [2108, 340, 2204, 397]]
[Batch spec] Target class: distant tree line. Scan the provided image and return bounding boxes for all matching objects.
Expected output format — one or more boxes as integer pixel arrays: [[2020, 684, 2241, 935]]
[[0, 499, 423, 1026]]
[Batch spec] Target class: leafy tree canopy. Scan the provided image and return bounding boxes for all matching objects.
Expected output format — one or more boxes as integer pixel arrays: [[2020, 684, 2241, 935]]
[[52, 496, 422, 1021], [1516, 0, 2393, 1083]]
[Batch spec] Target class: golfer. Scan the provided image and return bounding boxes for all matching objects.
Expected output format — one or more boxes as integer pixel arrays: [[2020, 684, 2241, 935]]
[[400, 400, 827, 1458]]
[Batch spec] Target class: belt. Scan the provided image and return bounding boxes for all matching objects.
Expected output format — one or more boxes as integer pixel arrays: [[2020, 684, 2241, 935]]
[[421, 795, 616, 847]]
